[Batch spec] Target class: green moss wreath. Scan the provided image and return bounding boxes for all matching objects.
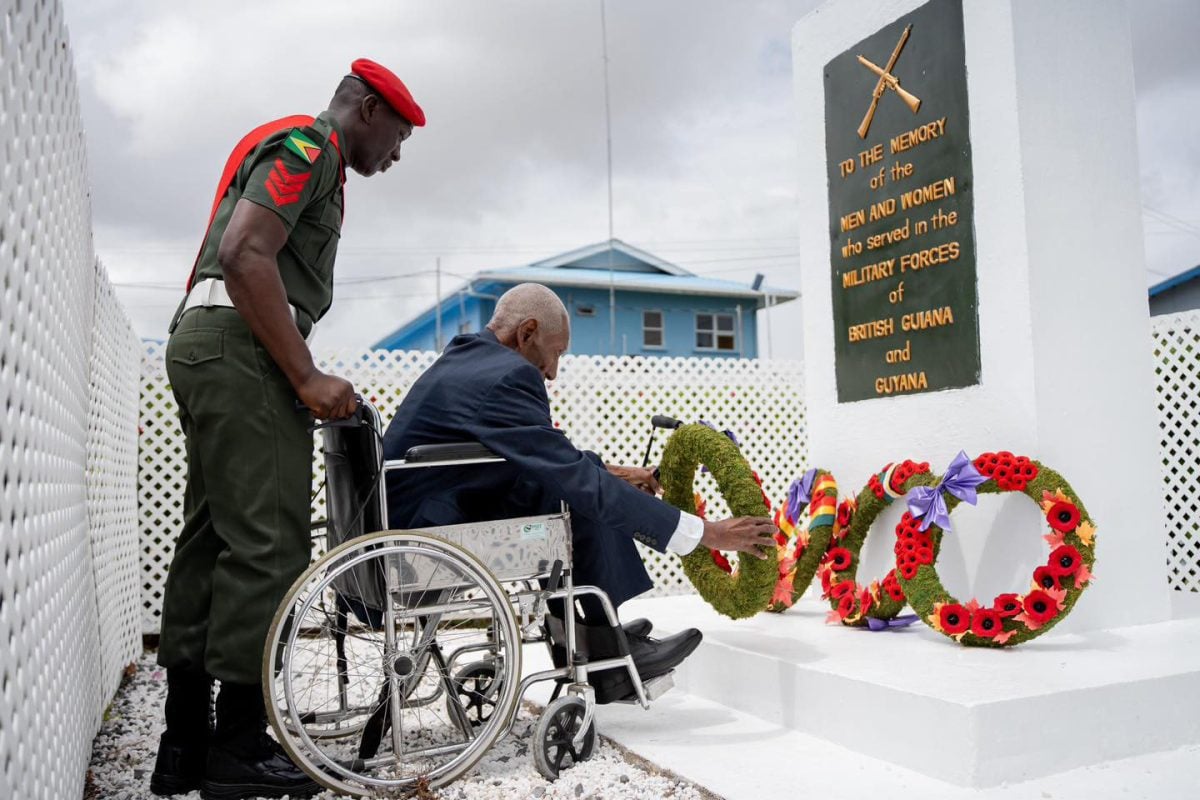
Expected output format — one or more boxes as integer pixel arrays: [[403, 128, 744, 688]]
[[658, 423, 777, 619], [893, 452, 1097, 647], [808, 461, 932, 626]]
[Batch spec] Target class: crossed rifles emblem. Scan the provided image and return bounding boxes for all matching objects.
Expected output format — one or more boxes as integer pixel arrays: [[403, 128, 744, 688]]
[[857, 23, 922, 139]]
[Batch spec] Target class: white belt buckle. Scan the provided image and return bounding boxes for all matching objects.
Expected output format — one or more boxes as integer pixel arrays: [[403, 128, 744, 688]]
[[202, 278, 218, 307]]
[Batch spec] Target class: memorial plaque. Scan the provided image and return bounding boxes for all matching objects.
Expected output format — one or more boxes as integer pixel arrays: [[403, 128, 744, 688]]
[[824, 0, 980, 402]]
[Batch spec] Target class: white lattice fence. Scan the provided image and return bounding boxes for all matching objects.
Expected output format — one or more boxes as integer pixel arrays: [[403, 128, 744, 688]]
[[138, 349, 809, 631], [1153, 309, 1200, 592], [86, 264, 143, 703], [0, 1, 142, 797]]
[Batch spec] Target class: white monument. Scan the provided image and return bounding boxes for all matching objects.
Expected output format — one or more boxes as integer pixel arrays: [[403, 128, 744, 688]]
[[591, 3, 1198, 794], [794, 0, 1169, 631]]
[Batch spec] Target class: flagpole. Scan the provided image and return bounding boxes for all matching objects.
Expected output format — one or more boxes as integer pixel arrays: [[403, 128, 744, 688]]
[[601, 0, 616, 354]]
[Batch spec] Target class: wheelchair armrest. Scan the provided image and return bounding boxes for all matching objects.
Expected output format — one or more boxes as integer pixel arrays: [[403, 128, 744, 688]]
[[403, 442, 500, 463]]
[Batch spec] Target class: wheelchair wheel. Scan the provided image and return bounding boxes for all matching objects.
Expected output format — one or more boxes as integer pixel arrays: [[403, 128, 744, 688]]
[[264, 531, 522, 797], [448, 660, 501, 731], [533, 695, 596, 780]]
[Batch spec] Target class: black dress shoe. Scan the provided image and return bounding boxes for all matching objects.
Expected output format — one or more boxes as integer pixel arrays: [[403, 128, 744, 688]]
[[150, 733, 207, 796], [591, 628, 703, 704], [201, 733, 319, 800], [545, 617, 653, 668], [622, 618, 653, 638]]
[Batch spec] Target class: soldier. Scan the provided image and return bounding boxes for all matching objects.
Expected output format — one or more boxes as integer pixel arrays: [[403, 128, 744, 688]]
[[150, 59, 424, 800]]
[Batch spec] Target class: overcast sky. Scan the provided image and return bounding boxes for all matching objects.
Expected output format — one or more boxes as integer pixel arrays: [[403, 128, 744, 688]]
[[63, 0, 1200, 357]]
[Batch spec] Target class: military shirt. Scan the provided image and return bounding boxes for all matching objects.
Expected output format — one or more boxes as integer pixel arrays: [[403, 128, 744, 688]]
[[191, 111, 346, 327]]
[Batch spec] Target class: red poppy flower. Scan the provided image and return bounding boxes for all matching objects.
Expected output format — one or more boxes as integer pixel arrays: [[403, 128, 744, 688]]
[[831, 580, 856, 600], [837, 593, 855, 619], [885, 582, 906, 602], [1022, 590, 1059, 625], [868, 474, 886, 500], [859, 587, 875, 617], [1033, 566, 1061, 591], [970, 608, 1003, 638], [1046, 501, 1080, 533], [1048, 544, 1082, 577], [896, 539, 916, 554], [938, 603, 970, 635], [837, 500, 854, 528], [899, 561, 919, 580], [915, 546, 934, 565], [820, 567, 833, 598], [993, 593, 1022, 618], [827, 547, 853, 572], [710, 549, 733, 573]]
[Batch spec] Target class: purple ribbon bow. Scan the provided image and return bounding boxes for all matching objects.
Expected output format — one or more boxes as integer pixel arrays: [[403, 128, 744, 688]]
[[906, 450, 988, 532], [866, 614, 920, 632], [787, 469, 819, 521], [697, 420, 740, 473]]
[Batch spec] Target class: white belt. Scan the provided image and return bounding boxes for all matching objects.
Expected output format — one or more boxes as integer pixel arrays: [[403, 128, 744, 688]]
[[183, 278, 317, 344]]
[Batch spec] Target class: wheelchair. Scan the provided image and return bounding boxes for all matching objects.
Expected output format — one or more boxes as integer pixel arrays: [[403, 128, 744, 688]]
[[261, 399, 675, 797]]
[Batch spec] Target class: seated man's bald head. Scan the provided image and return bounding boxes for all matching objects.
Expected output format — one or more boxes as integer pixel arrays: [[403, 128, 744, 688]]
[[487, 283, 569, 338], [487, 284, 570, 380]]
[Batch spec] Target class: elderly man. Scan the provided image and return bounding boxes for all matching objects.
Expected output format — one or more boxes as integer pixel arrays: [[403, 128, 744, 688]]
[[153, 60, 423, 799], [383, 283, 775, 703]]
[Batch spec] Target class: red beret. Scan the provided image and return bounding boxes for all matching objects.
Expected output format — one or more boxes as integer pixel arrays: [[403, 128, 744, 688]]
[[350, 58, 425, 127]]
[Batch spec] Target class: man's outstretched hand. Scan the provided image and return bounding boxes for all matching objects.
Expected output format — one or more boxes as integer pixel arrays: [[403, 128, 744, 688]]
[[700, 516, 777, 559]]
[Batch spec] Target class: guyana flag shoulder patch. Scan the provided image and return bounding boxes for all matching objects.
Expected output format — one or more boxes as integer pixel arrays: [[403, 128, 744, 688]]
[[283, 129, 323, 164]]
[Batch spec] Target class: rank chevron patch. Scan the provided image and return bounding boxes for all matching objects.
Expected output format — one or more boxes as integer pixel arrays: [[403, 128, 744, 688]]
[[264, 159, 311, 206], [283, 129, 322, 164]]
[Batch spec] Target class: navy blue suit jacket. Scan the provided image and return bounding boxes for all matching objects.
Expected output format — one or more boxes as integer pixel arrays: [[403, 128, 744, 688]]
[[382, 331, 681, 555]]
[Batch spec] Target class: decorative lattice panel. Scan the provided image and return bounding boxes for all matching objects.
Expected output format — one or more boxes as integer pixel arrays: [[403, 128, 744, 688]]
[[0, 1, 141, 796], [139, 348, 809, 631], [86, 263, 143, 702], [1153, 309, 1200, 592]]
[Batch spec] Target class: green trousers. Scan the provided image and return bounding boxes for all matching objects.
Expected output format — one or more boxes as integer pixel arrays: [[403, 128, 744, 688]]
[[157, 307, 314, 684]]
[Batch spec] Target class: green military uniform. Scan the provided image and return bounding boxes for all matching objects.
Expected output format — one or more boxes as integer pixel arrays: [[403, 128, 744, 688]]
[[159, 112, 345, 684]]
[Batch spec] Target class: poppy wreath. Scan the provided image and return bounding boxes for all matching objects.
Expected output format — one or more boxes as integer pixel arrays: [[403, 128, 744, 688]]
[[894, 451, 1097, 647], [766, 468, 838, 612], [658, 423, 778, 619], [812, 460, 933, 627]]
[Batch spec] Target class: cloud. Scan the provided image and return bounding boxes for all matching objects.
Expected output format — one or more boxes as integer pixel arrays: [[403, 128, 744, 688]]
[[64, 0, 1199, 353]]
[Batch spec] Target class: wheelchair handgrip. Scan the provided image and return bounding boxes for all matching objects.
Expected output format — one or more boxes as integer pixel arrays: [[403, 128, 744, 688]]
[[651, 414, 683, 430]]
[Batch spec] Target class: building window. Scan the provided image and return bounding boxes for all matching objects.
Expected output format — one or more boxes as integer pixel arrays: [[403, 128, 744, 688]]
[[696, 313, 736, 352], [643, 310, 664, 348], [576, 303, 596, 317]]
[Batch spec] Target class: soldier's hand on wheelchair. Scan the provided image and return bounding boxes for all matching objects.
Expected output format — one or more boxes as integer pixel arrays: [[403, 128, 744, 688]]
[[606, 465, 662, 496], [700, 516, 778, 559], [296, 370, 357, 419]]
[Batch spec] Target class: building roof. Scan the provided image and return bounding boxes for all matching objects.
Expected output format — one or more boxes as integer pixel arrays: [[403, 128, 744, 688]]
[[1149, 264, 1200, 297], [372, 239, 800, 349], [477, 238, 798, 308]]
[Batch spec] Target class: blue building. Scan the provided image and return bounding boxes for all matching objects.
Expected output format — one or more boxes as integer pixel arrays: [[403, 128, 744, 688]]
[[372, 239, 799, 358], [1149, 265, 1200, 316]]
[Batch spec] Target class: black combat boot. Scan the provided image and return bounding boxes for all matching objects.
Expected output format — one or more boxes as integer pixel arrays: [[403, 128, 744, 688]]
[[150, 668, 213, 796], [200, 681, 318, 800]]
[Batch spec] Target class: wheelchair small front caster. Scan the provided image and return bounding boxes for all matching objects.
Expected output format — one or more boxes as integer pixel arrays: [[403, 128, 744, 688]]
[[448, 661, 500, 732], [533, 695, 596, 780]]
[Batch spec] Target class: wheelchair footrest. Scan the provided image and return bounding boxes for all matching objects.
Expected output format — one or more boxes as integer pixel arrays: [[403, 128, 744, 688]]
[[615, 670, 675, 704]]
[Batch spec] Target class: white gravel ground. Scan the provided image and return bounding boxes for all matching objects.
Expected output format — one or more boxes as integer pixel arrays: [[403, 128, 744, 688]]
[[88, 652, 713, 800]]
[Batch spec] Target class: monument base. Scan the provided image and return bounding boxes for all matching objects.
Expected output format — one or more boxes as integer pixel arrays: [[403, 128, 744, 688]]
[[533, 594, 1200, 791]]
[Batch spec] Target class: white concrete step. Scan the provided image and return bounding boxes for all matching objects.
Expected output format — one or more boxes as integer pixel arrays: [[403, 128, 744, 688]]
[[591, 690, 1200, 800], [567, 594, 1200, 789]]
